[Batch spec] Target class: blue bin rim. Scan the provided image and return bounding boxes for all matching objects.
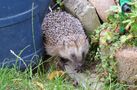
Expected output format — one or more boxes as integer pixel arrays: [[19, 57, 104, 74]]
[[0, 5, 38, 28]]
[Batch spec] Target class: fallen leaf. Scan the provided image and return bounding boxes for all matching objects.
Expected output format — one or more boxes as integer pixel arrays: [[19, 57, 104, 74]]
[[47, 70, 65, 80]]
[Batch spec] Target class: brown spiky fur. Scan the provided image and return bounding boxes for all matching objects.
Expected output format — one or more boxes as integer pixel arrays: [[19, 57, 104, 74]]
[[42, 11, 89, 70]]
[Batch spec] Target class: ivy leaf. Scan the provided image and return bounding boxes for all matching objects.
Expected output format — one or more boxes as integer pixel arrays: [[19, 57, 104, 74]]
[[130, 23, 137, 36], [120, 34, 133, 43], [122, 19, 131, 24], [120, 35, 127, 43], [56, 0, 63, 6], [56, 0, 62, 4]]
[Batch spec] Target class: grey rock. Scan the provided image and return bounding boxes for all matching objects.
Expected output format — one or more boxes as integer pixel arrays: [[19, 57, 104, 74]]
[[64, 0, 100, 33], [115, 47, 137, 84]]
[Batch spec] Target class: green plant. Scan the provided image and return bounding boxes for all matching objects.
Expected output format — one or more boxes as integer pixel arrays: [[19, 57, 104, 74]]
[[91, 0, 137, 90], [56, 0, 64, 10]]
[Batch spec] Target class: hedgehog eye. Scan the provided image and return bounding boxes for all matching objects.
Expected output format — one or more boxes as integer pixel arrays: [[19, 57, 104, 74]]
[[82, 52, 85, 59], [60, 57, 69, 63], [71, 54, 76, 59]]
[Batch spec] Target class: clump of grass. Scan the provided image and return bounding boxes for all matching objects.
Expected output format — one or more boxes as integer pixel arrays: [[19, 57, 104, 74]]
[[0, 59, 84, 90]]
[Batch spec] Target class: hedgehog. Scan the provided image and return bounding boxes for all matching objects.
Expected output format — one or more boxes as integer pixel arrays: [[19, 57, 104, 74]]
[[42, 11, 89, 71]]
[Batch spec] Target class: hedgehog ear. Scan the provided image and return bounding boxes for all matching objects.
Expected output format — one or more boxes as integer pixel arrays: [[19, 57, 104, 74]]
[[74, 40, 78, 49], [63, 40, 69, 50], [86, 36, 88, 40], [85, 36, 89, 42], [63, 40, 66, 49], [63, 40, 65, 46]]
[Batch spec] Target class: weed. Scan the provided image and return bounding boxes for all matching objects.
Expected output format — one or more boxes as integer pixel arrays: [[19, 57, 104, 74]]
[[91, 0, 137, 90]]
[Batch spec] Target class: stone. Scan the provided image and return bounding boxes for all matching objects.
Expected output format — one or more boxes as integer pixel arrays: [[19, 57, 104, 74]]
[[115, 47, 137, 84], [63, 0, 100, 33], [89, 0, 116, 22]]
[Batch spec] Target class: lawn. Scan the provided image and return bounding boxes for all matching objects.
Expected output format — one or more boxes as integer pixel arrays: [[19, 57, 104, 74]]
[[0, 56, 81, 90], [0, 64, 84, 90]]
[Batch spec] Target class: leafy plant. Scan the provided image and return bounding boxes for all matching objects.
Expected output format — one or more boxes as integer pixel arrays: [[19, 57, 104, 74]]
[[91, 0, 137, 90], [56, 0, 64, 10]]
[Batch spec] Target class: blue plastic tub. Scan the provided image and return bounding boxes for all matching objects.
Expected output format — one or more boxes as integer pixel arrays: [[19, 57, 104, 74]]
[[0, 0, 51, 69]]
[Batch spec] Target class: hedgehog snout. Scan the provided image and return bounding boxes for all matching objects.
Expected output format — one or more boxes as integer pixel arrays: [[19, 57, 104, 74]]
[[74, 61, 84, 72], [75, 63, 82, 69]]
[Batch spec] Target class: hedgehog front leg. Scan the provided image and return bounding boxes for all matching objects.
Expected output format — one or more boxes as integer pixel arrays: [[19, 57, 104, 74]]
[[57, 57, 69, 70]]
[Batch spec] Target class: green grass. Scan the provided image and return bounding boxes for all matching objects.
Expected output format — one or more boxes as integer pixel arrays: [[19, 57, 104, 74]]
[[1, 49, 84, 90], [0, 64, 84, 90]]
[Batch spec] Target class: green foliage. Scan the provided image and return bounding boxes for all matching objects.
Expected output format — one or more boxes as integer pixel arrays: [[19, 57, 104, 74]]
[[91, 0, 137, 90], [0, 64, 83, 90], [56, 0, 64, 10], [56, 0, 62, 5]]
